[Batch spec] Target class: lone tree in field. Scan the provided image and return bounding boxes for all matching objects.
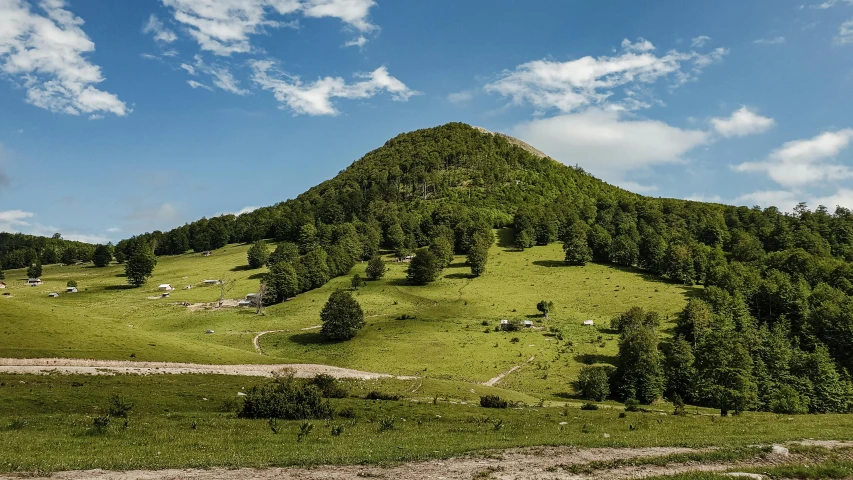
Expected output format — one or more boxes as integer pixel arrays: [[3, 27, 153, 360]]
[[125, 242, 157, 287], [351, 274, 363, 290], [92, 244, 112, 267], [365, 256, 386, 280], [537, 300, 554, 318], [320, 290, 365, 341], [247, 240, 269, 269], [27, 262, 42, 279], [407, 248, 440, 285]]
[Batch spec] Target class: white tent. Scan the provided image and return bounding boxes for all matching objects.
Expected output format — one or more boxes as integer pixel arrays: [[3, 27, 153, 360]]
[[158, 284, 174, 291]]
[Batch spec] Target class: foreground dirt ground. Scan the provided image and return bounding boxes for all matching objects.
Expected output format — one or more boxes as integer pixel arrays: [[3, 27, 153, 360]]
[[5, 442, 851, 480]]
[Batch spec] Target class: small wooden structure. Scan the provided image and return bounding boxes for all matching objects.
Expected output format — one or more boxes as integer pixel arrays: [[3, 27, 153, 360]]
[[27, 278, 42, 286]]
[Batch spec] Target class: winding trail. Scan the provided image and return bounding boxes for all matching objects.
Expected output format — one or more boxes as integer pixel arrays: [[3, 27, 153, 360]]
[[251, 325, 320, 355], [483, 355, 535, 387], [0, 358, 417, 380]]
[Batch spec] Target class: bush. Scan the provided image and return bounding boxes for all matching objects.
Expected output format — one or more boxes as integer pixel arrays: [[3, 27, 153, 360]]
[[624, 398, 640, 412], [673, 394, 687, 416], [337, 407, 356, 418], [580, 402, 599, 411], [92, 416, 110, 434], [365, 391, 400, 401], [311, 374, 348, 398], [769, 385, 809, 415], [107, 394, 133, 418], [67, 280, 78, 288], [378, 417, 395, 432], [480, 395, 508, 409], [238, 377, 333, 420], [576, 366, 611, 402]]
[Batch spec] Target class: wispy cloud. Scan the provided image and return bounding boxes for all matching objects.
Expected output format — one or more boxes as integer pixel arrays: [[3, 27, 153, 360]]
[[142, 14, 177, 43], [754, 36, 786, 45]]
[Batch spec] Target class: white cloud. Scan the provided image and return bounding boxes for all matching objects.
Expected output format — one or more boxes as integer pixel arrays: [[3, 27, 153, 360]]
[[733, 129, 853, 187], [512, 109, 711, 180], [686, 193, 723, 203], [711, 106, 776, 138], [187, 79, 212, 90], [250, 61, 418, 115], [484, 38, 728, 114], [140, 53, 161, 61], [107, 227, 121, 233], [161, 0, 302, 56], [218, 205, 260, 216], [301, 0, 377, 32], [837, 19, 853, 44], [0, 209, 109, 243], [447, 90, 474, 104], [618, 181, 659, 193], [142, 14, 177, 43], [189, 56, 249, 95], [813, 0, 853, 8], [0, 0, 128, 116], [734, 190, 800, 209], [691, 35, 711, 48], [344, 35, 367, 48], [754, 36, 786, 45]]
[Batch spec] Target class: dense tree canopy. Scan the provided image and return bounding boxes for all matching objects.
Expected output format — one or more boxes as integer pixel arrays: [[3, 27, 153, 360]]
[[320, 290, 365, 341], [125, 242, 157, 287]]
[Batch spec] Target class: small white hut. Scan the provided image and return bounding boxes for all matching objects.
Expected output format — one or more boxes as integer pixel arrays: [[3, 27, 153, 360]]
[[582, 319, 595, 326], [66, 286, 78, 293], [158, 284, 174, 291]]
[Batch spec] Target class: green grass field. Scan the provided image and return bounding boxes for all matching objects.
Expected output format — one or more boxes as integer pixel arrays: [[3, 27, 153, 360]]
[[0, 229, 696, 399]]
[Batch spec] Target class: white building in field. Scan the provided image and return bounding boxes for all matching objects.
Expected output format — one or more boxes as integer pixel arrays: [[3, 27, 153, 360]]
[[66, 287, 78, 293], [27, 278, 42, 286], [158, 284, 174, 291], [0, 282, 6, 289], [48, 292, 59, 298], [582, 319, 595, 326]]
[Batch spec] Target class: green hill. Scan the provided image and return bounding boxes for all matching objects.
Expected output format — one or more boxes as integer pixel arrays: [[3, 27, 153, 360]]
[[3, 122, 853, 415]]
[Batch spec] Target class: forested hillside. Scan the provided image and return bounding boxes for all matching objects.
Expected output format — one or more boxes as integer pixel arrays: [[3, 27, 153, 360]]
[[0, 233, 98, 274], [8, 122, 853, 414]]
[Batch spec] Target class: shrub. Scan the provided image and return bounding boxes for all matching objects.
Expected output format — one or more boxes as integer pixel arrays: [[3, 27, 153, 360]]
[[378, 417, 395, 432], [238, 377, 333, 420], [365, 391, 400, 401], [576, 366, 611, 402], [92, 416, 110, 434], [297, 421, 314, 442], [67, 280, 77, 288], [337, 407, 356, 418], [480, 395, 508, 409], [624, 398, 640, 412], [311, 374, 348, 398], [673, 394, 687, 416], [769, 385, 809, 415], [330, 424, 345, 436], [580, 402, 599, 410], [107, 394, 134, 418]]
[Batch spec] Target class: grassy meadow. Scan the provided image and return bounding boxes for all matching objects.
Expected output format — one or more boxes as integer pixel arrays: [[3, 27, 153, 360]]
[[0, 229, 696, 398]]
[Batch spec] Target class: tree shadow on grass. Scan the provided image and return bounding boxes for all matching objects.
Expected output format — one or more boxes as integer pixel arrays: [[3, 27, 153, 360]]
[[114, 273, 126, 278], [289, 331, 343, 346], [447, 261, 468, 269], [230, 265, 253, 272], [248, 273, 265, 280], [532, 260, 565, 268], [104, 285, 135, 291], [574, 353, 617, 366], [496, 228, 516, 249], [553, 391, 584, 401], [444, 273, 474, 280]]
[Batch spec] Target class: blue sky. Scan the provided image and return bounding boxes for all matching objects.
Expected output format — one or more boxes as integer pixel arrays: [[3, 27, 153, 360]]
[[1, 0, 853, 243]]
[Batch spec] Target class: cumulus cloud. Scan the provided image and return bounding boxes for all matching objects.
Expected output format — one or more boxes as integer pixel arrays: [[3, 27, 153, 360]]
[[142, 14, 177, 43], [0, 0, 128, 116], [754, 36, 786, 45], [301, 0, 377, 32], [733, 129, 853, 187], [250, 61, 418, 115], [711, 106, 775, 138], [159, 0, 376, 55], [0, 209, 33, 232], [483, 38, 728, 114], [512, 109, 711, 182]]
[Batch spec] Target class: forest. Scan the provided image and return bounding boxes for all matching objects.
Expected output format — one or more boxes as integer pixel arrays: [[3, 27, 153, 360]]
[[2, 122, 852, 413]]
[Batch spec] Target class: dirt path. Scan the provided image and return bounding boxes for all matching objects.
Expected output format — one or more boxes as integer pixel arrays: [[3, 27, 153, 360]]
[[251, 325, 321, 354], [483, 355, 535, 387], [0, 358, 416, 380], [6, 442, 843, 480]]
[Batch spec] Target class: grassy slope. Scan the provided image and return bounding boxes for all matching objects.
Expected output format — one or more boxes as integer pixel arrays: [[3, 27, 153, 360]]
[[1, 374, 852, 473], [0, 229, 695, 398]]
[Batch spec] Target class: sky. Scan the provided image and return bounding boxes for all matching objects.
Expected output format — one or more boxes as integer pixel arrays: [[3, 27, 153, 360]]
[[1, 0, 853, 244]]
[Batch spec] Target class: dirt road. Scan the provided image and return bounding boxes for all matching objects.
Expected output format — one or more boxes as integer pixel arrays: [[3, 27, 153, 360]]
[[0, 358, 417, 380], [3, 442, 842, 480]]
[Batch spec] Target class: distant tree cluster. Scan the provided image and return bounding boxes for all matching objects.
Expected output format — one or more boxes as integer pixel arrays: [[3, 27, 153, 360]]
[[0, 232, 100, 270]]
